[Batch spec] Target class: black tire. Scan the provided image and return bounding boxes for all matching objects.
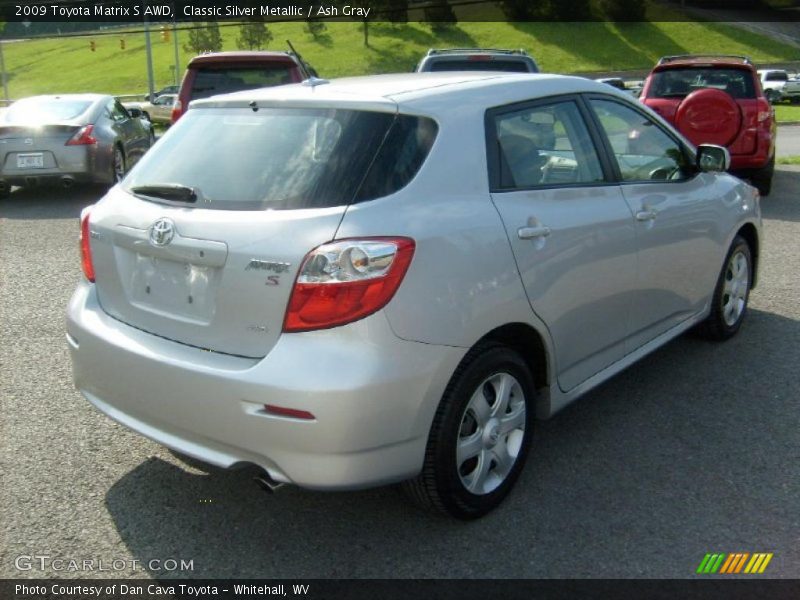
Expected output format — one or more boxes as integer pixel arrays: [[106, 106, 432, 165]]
[[698, 236, 752, 341], [764, 89, 780, 104], [111, 145, 126, 184], [751, 155, 774, 197], [401, 343, 536, 520]]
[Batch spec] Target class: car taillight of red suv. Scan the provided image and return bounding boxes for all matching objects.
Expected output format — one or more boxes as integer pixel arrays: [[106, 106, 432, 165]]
[[640, 54, 776, 195]]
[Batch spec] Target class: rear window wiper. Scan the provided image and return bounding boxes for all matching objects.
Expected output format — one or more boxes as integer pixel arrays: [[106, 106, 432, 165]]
[[130, 184, 199, 203]]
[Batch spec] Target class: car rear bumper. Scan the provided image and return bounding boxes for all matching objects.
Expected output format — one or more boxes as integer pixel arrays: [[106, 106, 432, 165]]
[[66, 281, 464, 490]]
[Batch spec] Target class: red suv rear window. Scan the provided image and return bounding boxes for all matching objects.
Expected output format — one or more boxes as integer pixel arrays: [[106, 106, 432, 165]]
[[191, 66, 293, 101], [649, 67, 756, 100]]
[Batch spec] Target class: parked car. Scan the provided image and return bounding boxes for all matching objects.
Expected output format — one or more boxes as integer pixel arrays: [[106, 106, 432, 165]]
[[68, 73, 761, 519], [123, 93, 177, 125], [415, 48, 539, 73], [171, 51, 315, 123], [757, 69, 800, 104], [640, 55, 776, 195], [143, 85, 179, 102], [0, 94, 154, 197], [595, 77, 640, 97]]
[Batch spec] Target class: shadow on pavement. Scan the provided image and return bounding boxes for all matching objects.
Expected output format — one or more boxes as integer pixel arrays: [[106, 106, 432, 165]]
[[762, 167, 800, 223], [104, 309, 799, 578], [0, 184, 105, 220]]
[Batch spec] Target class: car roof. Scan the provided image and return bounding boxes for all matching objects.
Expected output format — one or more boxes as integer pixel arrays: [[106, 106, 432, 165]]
[[17, 94, 110, 103], [192, 72, 622, 115], [654, 55, 755, 71]]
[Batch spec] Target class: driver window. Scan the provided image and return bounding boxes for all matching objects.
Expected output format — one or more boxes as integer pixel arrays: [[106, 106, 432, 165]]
[[589, 99, 690, 182]]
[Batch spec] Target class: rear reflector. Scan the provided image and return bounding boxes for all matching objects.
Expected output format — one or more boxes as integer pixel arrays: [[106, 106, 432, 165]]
[[263, 405, 315, 420], [66, 124, 97, 146], [283, 237, 415, 333], [80, 210, 95, 282]]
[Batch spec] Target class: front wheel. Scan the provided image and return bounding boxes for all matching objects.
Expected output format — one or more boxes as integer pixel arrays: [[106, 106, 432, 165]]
[[401, 344, 535, 519], [698, 236, 752, 341]]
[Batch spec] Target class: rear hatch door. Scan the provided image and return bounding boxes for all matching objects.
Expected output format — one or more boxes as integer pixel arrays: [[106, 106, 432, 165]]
[[89, 103, 398, 358]]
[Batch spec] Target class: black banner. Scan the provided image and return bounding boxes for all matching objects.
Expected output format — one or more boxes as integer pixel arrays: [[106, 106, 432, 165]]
[[3, 579, 800, 600], [1, 0, 800, 23]]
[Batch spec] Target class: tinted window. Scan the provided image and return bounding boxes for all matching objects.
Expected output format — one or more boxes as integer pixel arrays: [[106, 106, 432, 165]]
[[649, 67, 755, 99], [590, 99, 691, 182], [4, 98, 92, 123], [124, 108, 436, 210], [429, 60, 530, 73], [492, 100, 604, 190], [191, 66, 292, 100], [765, 72, 788, 82]]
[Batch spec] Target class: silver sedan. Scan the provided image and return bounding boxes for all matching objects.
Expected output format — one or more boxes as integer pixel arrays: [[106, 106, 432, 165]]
[[0, 94, 154, 197]]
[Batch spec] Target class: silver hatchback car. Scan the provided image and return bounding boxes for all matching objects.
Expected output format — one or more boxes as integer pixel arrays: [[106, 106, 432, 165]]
[[67, 73, 761, 519]]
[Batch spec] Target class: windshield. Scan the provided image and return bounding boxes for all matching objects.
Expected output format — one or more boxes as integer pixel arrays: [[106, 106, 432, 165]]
[[429, 59, 531, 73], [3, 98, 92, 123], [650, 67, 756, 99], [191, 66, 293, 100], [124, 107, 437, 210]]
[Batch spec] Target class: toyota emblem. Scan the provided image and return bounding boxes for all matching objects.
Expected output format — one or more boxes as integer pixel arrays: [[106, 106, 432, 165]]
[[149, 218, 176, 247]]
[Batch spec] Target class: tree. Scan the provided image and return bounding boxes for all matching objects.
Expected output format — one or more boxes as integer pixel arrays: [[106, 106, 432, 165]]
[[183, 21, 223, 54], [305, 19, 327, 39], [237, 20, 272, 50], [424, 0, 457, 33], [601, 0, 647, 22]]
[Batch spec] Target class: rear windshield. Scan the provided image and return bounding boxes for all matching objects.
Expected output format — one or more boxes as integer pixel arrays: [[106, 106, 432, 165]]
[[4, 98, 92, 123], [649, 67, 756, 99], [190, 66, 293, 100], [124, 107, 438, 210], [428, 59, 532, 73]]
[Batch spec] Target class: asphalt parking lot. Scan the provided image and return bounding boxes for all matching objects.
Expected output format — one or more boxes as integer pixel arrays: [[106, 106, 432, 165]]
[[1, 165, 798, 579]]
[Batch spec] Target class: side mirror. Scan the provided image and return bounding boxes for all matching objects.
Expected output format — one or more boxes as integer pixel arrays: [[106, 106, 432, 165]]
[[128, 107, 144, 119], [696, 144, 730, 173]]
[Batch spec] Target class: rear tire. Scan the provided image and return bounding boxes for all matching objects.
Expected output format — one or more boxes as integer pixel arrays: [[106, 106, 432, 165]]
[[401, 343, 535, 520], [698, 236, 752, 341], [751, 155, 774, 197]]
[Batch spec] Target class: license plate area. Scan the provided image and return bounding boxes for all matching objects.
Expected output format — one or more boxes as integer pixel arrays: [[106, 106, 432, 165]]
[[17, 153, 44, 169], [128, 254, 217, 323]]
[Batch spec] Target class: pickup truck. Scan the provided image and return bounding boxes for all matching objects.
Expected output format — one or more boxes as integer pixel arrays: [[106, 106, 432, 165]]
[[758, 69, 800, 103]]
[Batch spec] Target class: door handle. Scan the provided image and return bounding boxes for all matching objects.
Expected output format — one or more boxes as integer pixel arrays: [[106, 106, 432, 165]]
[[635, 209, 657, 222], [518, 225, 551, 240]]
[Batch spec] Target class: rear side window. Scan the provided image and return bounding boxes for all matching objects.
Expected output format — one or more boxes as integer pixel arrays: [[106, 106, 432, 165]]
[[191, 66, 292, 100], [124, 108, 437, 210], [429, 60, 531, 73], [4, 98, 92, 122], [764, 72, 788, 82], [649, 67, 756, 99], [490, 100, 604, 190]]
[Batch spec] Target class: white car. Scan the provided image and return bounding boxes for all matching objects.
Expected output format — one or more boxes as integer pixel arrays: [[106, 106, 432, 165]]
[[68, 73, 761, 519], [123, 93, 177, 124], [758, 69, 800, 103]]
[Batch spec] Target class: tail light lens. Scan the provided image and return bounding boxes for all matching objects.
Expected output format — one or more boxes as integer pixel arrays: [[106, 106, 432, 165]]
[[283, 237, 415, 333], [757, 98, 772, 123], [66, 125, 97, 146], [80, 210, 95, 282], [170, 100, 183, 123]]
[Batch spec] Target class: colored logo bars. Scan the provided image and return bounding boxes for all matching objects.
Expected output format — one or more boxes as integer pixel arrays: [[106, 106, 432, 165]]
[[697, 552, 773, 574]]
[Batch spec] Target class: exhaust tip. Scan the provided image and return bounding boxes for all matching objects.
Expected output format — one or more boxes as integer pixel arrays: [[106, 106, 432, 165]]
[[253, 472, 286, 495], [61, 176, 75, 189]]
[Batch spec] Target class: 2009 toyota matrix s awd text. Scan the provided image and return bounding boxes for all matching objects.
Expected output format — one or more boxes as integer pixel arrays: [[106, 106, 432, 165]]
[[67, 73, 761, 519]]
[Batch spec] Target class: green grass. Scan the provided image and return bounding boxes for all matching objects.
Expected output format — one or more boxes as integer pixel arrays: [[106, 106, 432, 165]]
[[777, 155, 800, 165], [2, 20, 798, 98], [775, 104, 800, 124]]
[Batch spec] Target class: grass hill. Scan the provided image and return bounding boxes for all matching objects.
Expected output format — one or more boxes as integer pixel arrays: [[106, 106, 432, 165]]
[[1, 20, 798, 98]]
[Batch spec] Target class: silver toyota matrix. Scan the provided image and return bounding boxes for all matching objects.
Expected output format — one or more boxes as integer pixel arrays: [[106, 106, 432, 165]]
[[67, 73, 761, 519]]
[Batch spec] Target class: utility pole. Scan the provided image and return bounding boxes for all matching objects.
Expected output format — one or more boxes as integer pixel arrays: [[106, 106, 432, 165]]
[[0, 41, 9, 104], [172, 20, 180, 85], [144, 17, 155, 98]]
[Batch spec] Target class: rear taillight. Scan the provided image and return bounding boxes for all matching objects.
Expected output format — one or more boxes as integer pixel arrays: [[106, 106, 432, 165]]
[[283, 237, 415, 333], [757, 98, 772, 122], [170, 100, 183, 123], [66, 125, 97, 146], [80, 211, 95, 282]]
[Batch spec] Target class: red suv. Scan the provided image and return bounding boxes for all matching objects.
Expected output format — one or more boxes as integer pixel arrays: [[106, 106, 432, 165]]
[[171, 51, 313, 124], [640, 55, 775, 195]]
